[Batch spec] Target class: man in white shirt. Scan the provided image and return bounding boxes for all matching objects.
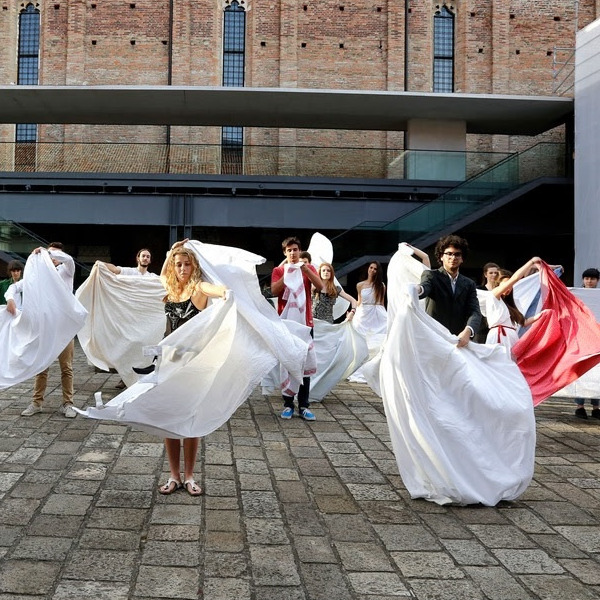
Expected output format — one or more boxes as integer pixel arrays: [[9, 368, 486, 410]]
[[6, 242, 78, 418], [100, 248, 158, 277]]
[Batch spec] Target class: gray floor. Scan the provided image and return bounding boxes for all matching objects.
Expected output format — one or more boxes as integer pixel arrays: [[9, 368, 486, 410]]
[[0, 342, 599, 600]]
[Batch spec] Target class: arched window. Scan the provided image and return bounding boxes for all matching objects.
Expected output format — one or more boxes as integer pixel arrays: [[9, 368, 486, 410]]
[[222, 0, 246, 172], [433, 5, 454, 93], [16, 3, 40, 143]]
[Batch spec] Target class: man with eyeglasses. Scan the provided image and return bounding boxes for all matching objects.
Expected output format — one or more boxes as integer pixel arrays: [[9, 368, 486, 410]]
[[418, 234, 481, 348]]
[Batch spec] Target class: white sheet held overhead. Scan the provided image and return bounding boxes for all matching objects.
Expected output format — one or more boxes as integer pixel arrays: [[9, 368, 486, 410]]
[[77, 241, 311, 438], [0, 250, 87, 389], [379, 247, 536, 506], [307, 231, 349, 319], [75, 262, 166, 387]]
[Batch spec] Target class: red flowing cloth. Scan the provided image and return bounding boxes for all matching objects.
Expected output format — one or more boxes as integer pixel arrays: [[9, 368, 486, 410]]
[[512, 262, 600, 405]]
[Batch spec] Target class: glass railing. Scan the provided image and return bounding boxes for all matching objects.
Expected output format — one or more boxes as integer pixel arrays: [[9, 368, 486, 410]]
[[0, 219, 91, 281], [331, 142, 567, 269], [0, 142, 513, 182]]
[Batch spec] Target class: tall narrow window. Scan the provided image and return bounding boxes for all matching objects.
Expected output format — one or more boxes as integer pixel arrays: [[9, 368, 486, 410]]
[[16, 3, 40, 143], [221, 0, 246, 174], [433, 5, 454, 93]]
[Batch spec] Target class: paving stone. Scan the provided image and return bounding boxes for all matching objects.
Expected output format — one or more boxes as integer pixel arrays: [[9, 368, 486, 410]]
[[10, 536, 73, 561], [96, 489, 153, 509], [283, 505, 325, 536], [374, 524, 440, 551], [150, 505, 204, 526], [554, 525, 600, 552], [249, 544, 301, 586], [142, 541, 200, 567], [335, 541, 395, 571], [205, 478, 238, 497], [205, 510, 241, 532], [78, 528, 141, 550], [53, 580, 131, 599], [254, 586, 306, 600], [27, 514, 84, 537], [0, 498, 40, 526], [519, 574, 600, 600], [441, 539, 498, 566], [89, 507, 148, 530], [202, 578, 251, 600], [347, 572, 412, 596], [65, 462, 109, 480], [391, 551, 465, 578], [205, 531, 245, 552], [276, 481, 310, 503], [239, 474, 274, 491], [294, 536, 337, 563], [41, 493, 94, 516], [245, 518, 289, 544], [492, 548, 564, 574], [313, 494, 360, 514], [466, 524, 537, 549], [558, 559, 600, 585], [463, 566, 532, 600], [134, 565, 200, 599], [408, 578, 486, 600], [299, 563, 351, 600], [346, 484, 399, 501], [64, 549, 137, 581], [204, 551, 249, 577], [241, 491, 281, 518], [0, 560, 62, 595]]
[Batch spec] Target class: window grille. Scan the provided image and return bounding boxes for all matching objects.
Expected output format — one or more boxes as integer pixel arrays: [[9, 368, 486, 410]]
[[433, 5, 454, 93]]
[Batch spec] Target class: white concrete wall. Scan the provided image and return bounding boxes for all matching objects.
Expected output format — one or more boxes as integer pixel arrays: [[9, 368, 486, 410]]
[[575, 19, 600, 281]]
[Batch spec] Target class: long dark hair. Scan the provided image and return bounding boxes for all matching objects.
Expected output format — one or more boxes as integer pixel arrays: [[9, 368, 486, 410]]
[[498, 269, 525, 326], [367, 261, 385, 305]]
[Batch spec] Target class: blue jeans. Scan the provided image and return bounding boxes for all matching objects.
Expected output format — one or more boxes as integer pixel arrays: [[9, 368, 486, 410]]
[[574, 398, 599, 407]]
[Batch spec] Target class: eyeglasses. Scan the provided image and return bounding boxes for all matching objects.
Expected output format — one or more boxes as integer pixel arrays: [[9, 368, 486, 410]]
[[443, 252, 462, 258]]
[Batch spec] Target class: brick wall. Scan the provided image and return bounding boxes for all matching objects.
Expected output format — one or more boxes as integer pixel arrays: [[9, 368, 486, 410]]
[[0, 0, 596, 171]]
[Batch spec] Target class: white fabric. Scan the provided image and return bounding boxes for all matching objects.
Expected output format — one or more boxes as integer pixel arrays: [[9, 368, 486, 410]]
[[75, 262, 166, 387], [47, 248, 75, 290], [359, 245, 428, 396], [306, 231, 349, 319], [347, 287, 387, 384], [379, 247, 536, 506], [77, 241, 312, 438], [478, 290, 519, 353], [309, 319, 369, 401], [280, 263, 307, 322], [0, 250, 87, 389], [553, 287, 600, 399]]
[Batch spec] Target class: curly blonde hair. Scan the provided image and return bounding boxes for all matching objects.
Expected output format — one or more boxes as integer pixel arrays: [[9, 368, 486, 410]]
[[163, 248, 202, 301]]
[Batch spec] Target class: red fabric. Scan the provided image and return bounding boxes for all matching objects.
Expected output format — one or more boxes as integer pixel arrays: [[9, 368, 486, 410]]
[[512, 262, 600, 405]]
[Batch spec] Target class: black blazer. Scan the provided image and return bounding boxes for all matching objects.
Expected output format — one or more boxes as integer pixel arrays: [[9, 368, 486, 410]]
[[419, 267, 482, 336]]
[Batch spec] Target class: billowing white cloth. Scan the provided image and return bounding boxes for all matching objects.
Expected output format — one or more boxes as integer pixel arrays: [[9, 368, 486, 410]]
[[306, 231, 349, 319], [75, 262, 166, 387], [309, 319, 369, 401], [0, 250, 87, 389], [553, 287, 600, 399], [359, 244, 427, 396], [379, 247, 536, 506], [347, 287, 387, 383], [77, 241, 311, 438]]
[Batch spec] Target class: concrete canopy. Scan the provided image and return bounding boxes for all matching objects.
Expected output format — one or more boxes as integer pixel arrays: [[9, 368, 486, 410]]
[[0, 85, 573, 135]]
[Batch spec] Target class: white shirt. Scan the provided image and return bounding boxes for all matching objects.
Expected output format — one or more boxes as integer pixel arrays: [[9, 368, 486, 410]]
[[118, 266, 158, 278]]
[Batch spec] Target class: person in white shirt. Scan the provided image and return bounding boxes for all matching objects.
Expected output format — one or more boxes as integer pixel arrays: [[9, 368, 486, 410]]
[[100, 248, 158, 277], [7, 242, 78, 418]]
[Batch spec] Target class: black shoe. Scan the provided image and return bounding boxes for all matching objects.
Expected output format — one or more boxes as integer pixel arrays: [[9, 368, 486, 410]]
[[132, 364, 155, 375], [591, 408, 600, 420], [575, 407, 588, 419]]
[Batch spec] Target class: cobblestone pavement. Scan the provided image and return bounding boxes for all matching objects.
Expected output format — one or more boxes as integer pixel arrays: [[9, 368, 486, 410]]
[[0, 342, 599, 600]]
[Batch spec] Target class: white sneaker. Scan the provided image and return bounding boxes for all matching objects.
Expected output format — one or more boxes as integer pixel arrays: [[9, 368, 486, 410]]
[[60, 404, 77, 418], [21, 403, 42, 416]]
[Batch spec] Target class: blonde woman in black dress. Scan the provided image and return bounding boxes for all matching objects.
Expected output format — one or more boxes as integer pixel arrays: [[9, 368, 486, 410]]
[[158, 239, 227, 496]]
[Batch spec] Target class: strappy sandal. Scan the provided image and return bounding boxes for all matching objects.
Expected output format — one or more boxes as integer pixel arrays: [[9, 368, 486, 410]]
[[183, 479, 203, 496], [158, 477, 182, 495]]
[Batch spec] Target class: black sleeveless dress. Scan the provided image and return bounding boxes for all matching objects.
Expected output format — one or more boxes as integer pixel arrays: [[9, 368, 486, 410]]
[[164, 299, 200, 336]]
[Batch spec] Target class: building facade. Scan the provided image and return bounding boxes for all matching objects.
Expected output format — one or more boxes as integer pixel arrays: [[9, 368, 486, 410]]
[[0, 0, 590, 282]]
